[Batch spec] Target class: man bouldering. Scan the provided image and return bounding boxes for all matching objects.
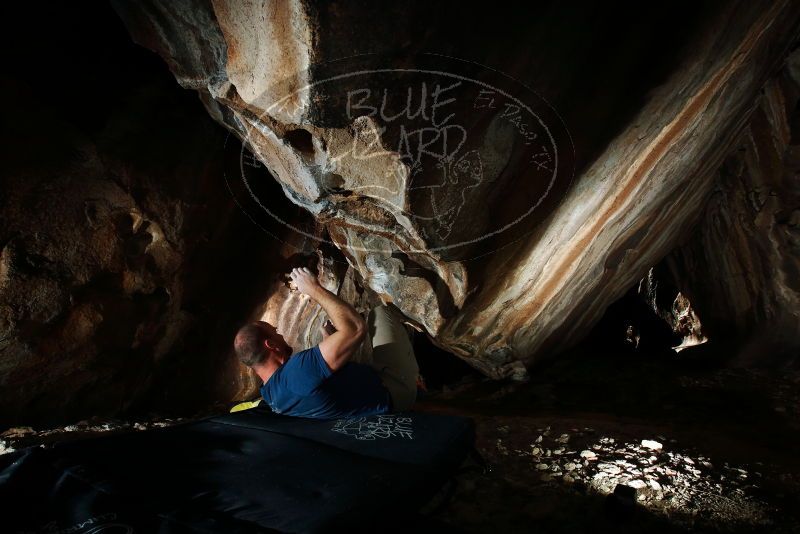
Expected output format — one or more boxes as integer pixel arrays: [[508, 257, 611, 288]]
[[234, 267, 420, 419]]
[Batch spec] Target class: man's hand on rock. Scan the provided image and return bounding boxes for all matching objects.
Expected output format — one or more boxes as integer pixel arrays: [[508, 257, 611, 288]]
[[288, 267, 320, 296]]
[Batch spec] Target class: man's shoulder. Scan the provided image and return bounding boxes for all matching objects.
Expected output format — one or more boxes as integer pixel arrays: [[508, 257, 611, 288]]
[[291, 345, 322, 359], [284, 345, 327, 371], [273, 345, 333, 394]]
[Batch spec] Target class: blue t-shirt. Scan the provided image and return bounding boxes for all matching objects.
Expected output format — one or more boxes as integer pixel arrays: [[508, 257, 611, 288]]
[[260, 345, 392, 419]]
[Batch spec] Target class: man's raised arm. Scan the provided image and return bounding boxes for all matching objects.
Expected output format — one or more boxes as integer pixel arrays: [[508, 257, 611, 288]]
[[288, 267, 366, 372]]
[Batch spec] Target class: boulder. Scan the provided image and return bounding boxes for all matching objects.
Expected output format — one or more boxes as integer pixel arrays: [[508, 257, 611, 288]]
[[112, 0, 800, 378]]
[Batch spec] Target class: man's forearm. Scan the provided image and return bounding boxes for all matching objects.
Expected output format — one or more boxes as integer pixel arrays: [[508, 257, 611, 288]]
[[306, 285, 366, 336]]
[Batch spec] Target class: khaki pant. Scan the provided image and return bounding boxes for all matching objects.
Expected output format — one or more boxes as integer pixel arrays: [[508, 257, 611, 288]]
[[366, 304, 419, 412]]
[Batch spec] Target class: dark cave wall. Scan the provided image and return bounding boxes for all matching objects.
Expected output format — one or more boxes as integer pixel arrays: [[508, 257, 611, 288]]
[[0, 3, 295, 427], [650, 53, 800, 365]]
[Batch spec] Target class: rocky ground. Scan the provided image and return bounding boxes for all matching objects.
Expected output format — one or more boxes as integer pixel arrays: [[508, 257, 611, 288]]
[[0, 416, 188, 455], [415, 343, 800, 533], [2, 342, 798, 533]]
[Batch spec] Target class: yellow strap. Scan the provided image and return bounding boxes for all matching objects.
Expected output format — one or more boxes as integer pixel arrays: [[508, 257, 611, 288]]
[[229, 399, 262, 413]]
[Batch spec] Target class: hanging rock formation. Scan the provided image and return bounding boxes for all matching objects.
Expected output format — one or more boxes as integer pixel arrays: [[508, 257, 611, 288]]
[[637, 265, 707, 353], [113, 0, 800, 379]]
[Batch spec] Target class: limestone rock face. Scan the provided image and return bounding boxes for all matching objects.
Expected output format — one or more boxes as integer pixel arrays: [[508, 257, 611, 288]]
[[655, 51, 800, 363], [113, 0, 800, 378], [0, 3, 298, 426]]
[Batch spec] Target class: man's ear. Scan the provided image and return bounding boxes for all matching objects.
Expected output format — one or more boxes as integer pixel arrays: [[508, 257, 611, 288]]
[[264, 338, 277, 351]]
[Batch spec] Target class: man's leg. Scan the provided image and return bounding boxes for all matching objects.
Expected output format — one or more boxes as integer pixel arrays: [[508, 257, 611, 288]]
[[367, 304, 419, 412]]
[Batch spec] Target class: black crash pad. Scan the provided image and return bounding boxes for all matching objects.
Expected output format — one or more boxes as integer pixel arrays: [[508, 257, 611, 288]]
[[0, 407, 475, 533]]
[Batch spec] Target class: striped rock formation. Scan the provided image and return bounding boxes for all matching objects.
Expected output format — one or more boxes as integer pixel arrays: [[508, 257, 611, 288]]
[[113, 0, 800, 384]]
